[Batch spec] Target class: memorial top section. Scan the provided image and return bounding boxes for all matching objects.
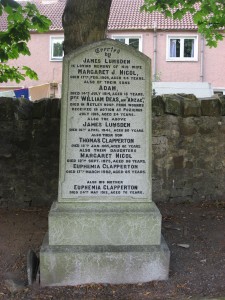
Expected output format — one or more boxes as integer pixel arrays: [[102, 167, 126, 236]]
[[64, 39, 150, 68], [59, 39, 152, 203]]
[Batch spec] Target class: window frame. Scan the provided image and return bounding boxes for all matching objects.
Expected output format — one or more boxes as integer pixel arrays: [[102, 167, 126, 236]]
[[50, 36, 64, 61], [111, 35, 143, 52], [166, 35, 198, 62]]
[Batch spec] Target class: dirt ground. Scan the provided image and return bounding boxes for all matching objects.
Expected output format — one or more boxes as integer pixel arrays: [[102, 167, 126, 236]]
[[0, 201, 224, 300]]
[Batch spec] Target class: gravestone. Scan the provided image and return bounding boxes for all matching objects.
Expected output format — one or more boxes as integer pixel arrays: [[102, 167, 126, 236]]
[[40, 39, 170, 286]]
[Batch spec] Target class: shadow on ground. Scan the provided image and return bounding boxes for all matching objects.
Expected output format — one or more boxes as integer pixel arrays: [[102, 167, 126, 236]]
[[0, 201, 224, 299]]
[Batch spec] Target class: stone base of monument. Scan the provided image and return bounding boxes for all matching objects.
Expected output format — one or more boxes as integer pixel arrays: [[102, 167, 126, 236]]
[[40, 235, 169, 286], [40, 202, 170, 286], [48, 201, 162, 246]]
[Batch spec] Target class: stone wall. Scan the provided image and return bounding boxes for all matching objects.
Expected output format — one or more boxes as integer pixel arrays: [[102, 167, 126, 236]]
[[0, 95, 225, 207], [0, 97, 60, 207], [152, 94, 225, 202]]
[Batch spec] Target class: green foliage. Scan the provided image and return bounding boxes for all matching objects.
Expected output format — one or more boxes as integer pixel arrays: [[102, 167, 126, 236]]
[[0, 0, 51, 83], [141, 0, 225, 47], [0, 64, 38, 83]]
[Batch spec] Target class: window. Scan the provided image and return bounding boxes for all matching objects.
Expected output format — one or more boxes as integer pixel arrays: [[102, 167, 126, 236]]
[[50, 36, 64, 61], [167, 35, 198, 61], [111, 36, 142, 52]]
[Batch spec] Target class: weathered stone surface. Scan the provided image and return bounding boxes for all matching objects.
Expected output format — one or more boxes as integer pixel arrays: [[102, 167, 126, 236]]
[[0, 97, 15, 121], [40, 39, 170, 287], [0, 143, 12, 159], [1, 95, 225, 206], [163, 95, 181, 116], [153, 115, 180, 138], [183, 98, 201, 117], [32, 98, 60, 119], [46, 98, 60, 118], [48, 202, 161, 246], [152, 111, 225, 202], [152, 136, 168, 157], [59, 40, 152, 202], [177, 93, 198, 101], [173, 156, 184, 169], [32, 99, 47, 119], [14, 98, 33, 120], [180, 118, 198, 136], [201, 98, 221, 116], [0, 97, 60, 207], [152, 96, 165, 116], [220, 96, 225, 115], [40, 234, 170, 286], [198, 117, 218, 135]]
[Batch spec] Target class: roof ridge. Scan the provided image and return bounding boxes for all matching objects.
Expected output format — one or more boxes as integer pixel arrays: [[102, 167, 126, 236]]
[[0, 0, 197, 32]]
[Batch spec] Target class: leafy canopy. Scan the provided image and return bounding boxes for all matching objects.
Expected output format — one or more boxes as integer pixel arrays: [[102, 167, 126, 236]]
[[141, 0, 225, 47], [0, 0, 51, 83]]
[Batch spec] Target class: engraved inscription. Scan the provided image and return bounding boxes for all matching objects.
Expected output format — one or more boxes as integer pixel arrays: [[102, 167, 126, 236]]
[[60, 41, 151, 200]]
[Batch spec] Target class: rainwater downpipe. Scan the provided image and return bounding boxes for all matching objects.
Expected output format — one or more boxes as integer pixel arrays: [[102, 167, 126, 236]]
[[153, 21, 157, 81], [200, 35, 204, 82]]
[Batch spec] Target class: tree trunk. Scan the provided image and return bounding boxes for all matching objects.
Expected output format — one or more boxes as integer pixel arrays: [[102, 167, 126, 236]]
[[62, 0, 112, 55]]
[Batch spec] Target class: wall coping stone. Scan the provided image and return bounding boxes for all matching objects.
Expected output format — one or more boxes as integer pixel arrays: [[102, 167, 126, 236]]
[[1, 95, 224, 119], [152, 94, 224, 117]]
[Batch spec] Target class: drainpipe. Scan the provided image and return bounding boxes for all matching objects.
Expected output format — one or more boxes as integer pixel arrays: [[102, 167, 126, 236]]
[[153, 21, 157, 81], [200, 35, 204, 82]]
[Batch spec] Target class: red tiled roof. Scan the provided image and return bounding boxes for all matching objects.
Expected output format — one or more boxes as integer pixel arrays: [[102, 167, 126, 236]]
[[108, 0, 197, 30], [0, 0, 198, 32], [0, 0, 65, 31], [35, 0, 65, 31]]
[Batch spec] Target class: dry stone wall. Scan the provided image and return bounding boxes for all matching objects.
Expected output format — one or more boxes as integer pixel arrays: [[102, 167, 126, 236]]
[[0, 94, 225, 207], [152, 94, 225, 202], [0, 97, 60, 207]]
